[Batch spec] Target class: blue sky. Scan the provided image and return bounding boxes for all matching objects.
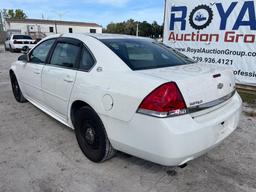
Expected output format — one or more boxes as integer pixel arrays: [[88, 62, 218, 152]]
[[0, 0, 165, 27]]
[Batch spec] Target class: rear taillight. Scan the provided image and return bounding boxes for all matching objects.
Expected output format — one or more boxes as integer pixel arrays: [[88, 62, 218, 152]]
[[13, 40, 22, 44], [137, 82, 187, 118]]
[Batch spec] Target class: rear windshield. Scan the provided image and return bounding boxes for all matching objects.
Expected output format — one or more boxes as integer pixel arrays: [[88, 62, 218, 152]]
[[100, 39, 194, 70], [13, 35, 32, 40]]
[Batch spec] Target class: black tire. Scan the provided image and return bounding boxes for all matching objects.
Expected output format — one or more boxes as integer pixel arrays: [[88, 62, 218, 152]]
[[9, 44, 13, 52], [10, 73, 27, 103], [74, 106, 116, 162]]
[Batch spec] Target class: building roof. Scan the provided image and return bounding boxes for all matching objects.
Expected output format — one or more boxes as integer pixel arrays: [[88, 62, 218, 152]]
[[6, 18, 101, 28], [87, 33, 151, 40]]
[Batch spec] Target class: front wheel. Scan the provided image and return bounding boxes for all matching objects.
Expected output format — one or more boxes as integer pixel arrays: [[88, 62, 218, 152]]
[[74, 106, 116, 162], [10, 74, 27, 103]]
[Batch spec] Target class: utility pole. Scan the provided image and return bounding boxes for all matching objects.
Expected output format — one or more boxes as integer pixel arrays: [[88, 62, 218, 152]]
[[51, 11, 68, 34], [55, 21, 58, 34], [52, 11, 68, 21], [136, 23, 139, 37], [163, 0, 167, 39], [0, 10, 3, 31]]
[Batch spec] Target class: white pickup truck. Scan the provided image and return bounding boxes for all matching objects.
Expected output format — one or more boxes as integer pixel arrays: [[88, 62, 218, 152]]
[[5, 34, 36, 52]]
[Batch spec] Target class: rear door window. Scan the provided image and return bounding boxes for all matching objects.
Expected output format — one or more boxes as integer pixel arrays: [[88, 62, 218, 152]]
[[50, 42, 80, 69]]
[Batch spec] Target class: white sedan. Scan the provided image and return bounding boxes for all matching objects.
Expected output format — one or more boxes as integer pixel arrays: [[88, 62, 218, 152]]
[[5, 34, 36, 52], [9, 33, 242, 166]]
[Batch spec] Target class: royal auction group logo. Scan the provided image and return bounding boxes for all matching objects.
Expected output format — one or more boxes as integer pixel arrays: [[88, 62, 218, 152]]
[[189, 5, 213, 30], [168, 1, 256, 43]]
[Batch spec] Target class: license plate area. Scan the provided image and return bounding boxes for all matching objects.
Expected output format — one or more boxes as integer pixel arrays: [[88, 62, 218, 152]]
[[218, 121, 226, 137], [216, 118, 233, 142]]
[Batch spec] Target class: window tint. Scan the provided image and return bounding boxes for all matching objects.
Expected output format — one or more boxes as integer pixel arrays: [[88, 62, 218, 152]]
[[80, 47, 95, 71], [30, 39, 55, 64], [13, 35, 32, 40], [50, 42, 80, 68], [101, 39, 194, 70]]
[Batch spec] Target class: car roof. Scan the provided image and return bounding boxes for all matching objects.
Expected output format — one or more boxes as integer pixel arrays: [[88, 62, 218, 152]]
[[44, 33, 153, 43]]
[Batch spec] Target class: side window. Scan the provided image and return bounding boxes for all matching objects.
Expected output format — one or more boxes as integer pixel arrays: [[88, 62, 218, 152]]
[[50, 42, 80, 68], [90, 29, 96, 33], [30, 39, 55, 64], [79, 47, 95, 71], [49, 27, 54, 33]]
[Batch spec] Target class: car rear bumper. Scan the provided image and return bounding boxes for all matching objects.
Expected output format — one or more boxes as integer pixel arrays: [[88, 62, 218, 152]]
[[108, 92, 242, 166]]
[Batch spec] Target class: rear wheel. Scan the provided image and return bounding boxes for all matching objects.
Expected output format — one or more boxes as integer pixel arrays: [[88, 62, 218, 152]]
[[10, 74, 27, 103], [74, 106, 116, 162], [9, 44, 13, 52]]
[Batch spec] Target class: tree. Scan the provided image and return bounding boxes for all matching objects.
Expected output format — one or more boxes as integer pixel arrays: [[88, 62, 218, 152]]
[[124, 19, 136, 35], [3, 9, 27, 19], [104, 19, 163, 38], [152, 21, 163, 38], [139, 21, 152, 37]]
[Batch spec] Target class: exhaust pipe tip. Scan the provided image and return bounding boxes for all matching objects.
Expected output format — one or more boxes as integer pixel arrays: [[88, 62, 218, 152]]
[[178, 163, 187, 169]]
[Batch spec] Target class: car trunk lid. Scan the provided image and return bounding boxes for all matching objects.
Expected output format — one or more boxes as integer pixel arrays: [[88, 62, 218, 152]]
[[137, 63, 236, 111]]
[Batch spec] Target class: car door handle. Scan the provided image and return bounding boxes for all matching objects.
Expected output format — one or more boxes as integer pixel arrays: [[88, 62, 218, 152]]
[[64, 77, 74, 83]]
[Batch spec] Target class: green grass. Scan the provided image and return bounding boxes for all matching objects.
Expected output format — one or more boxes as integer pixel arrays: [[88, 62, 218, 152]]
[[237, 90, 256, 105]]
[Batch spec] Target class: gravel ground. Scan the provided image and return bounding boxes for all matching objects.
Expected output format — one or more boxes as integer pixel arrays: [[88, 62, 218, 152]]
[[0, 50, 256, 192]]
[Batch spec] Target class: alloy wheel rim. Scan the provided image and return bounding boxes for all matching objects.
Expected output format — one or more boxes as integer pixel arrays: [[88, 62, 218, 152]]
[[85, 127, 96, 145], [82, 123, 100, 149]]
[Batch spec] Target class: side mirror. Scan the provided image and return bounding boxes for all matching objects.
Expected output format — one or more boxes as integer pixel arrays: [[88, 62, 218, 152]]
[[21, 46, 30, 54], [18, 54, 28, 62]]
